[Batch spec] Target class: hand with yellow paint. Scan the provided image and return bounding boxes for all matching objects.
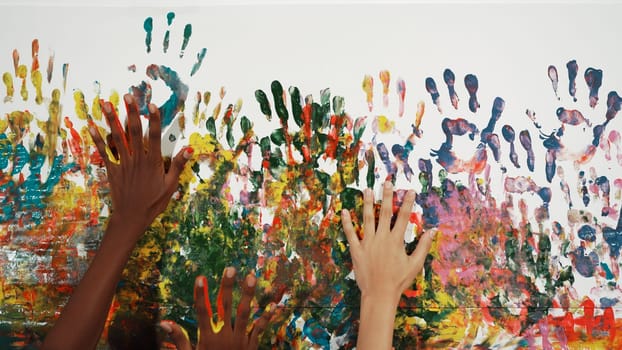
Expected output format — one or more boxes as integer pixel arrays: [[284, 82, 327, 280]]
[[341, 181, 436, 350], [41, 94, 192, 350], [90, 94, 193, 236], [160, 267, 276, 350]]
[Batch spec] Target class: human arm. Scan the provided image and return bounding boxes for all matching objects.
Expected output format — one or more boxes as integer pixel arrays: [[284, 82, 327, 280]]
[[160, 267, 275, 350], [341, 181, 435, 350], [41, 94, 191, 350]]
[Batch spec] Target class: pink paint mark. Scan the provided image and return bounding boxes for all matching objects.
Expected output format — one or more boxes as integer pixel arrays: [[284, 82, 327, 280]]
[[556, 108, 591, 127], [572, 144, 598, 166], [539, 318, 553, 350], [601, 133, 613, 161], [608, 130, 622, 165], [396, 78, 405, 117]]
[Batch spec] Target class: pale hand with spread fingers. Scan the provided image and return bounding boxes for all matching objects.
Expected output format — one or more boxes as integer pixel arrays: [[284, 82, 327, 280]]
[[341, 181, 436, 350], [161, 267, 276, 350]]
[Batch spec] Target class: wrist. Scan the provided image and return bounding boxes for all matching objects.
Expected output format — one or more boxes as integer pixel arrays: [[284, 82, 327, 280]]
[[358, 294, 399, 350], [104, 214, 148, 247], [360, 292, 401, 312]]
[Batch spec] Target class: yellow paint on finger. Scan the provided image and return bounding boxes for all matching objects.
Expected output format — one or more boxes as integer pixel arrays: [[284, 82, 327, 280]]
[[210, 318, 225, 334]]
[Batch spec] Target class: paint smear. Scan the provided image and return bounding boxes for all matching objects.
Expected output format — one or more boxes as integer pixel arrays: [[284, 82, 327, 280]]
[[567, 60, 579, 102], [443, 68, 459, 109], [464, 73, 480, 113], [425, 77, 442, 113], [548, 65, 560, 100], [362, 74, 373, 111]]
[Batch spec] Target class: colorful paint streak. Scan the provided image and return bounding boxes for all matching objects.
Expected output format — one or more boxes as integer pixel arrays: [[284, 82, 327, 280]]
[[2, 14, 622, 350]]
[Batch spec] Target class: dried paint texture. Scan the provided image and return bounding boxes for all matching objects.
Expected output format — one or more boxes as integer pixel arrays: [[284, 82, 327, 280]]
[[2, 17, 622, 350]]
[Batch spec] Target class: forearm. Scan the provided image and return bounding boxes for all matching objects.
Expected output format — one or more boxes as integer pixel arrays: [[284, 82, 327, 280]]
[[42, 216, 143, 350], [357, 294, 399, 350]]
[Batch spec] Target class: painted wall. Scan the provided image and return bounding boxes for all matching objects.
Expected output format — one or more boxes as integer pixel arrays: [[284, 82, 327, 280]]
[[1, 2, 622, 348]]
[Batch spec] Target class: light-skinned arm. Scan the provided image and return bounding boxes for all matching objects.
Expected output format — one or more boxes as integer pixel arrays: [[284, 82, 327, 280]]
[[341, 181, 435, 350]]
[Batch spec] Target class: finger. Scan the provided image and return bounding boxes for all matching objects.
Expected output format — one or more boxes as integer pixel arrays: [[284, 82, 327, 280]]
[[341, 209, 361, 252], [247, 303, 275, 349], [362, 188, 375, 241], [88, 125, 112, 169], [376, 181, 394, 235], [233, 273, 256, 342], [219, 267, 236, 330], [391, 190, 416, 242], [102, 101, 130, 162], [407, 229, 436, 281], [160, 320, 193, 350], [124, 94, 144, 156], [164, 146, 193, 195], [194, 275, 214, 337], [147, 103, 162, 157]]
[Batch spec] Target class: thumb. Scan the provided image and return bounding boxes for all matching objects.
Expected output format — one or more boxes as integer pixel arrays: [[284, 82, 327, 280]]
[[160, 320, 193, 350], [165, 146, 193, 194], [408, 228, 436, 280]]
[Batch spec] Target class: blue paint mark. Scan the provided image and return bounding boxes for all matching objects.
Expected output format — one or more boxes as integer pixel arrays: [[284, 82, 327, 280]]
[[578, 225, 596, 242]]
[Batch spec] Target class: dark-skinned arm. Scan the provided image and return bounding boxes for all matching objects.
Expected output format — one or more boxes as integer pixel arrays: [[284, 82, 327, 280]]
[[41, 94, 191, 350]]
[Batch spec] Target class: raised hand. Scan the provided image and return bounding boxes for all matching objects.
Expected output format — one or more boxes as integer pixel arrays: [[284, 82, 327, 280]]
[[89, 93, 192, 237], [161, 267, 275, 350], [41, 94, 191, 350], [341, 181, 435, 350]]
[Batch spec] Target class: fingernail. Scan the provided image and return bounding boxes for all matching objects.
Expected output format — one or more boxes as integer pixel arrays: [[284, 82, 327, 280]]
[[159, 321, 172, 334], [225, 267, 235, 278], [427, 228, 439, 240], [183, 147, 194, 159], [102, 102, 112, 114], [384, 181, 392, 189], [196, 276, 204, 288], [148, 103, 158, 114], [246, 274, 256, 287], [268, 303, 276, 312], [89, 126, 97, 136], [124, 94, 133, 104], [406, 190, 416, 199], [341, 209, 349, 217], [364, 188, 372, 199]]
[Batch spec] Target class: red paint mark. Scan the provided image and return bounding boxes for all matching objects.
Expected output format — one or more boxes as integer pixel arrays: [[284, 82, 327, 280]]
[[31, 39, 39, 72], [403, 289, 422, 298], [548, 297, 616, 343], [325, 113, 347, 160]]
